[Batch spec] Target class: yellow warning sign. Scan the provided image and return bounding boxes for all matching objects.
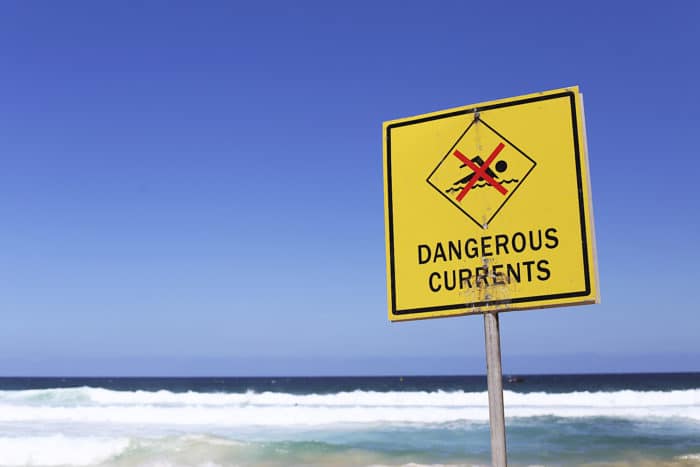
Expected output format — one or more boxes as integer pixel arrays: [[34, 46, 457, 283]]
[[383, 86, 598, 322]]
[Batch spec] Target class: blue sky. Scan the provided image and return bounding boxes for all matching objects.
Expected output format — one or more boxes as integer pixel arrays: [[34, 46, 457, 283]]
[[0, 1, 698, 376]]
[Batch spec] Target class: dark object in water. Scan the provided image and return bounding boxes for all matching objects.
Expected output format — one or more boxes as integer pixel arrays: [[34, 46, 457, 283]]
[[506, 376, 525, 383]]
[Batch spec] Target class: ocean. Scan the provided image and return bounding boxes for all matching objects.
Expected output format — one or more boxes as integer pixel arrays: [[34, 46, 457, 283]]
[[0, 373, 698, 466]]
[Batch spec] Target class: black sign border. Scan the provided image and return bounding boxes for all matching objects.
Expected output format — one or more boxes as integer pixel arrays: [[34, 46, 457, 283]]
[[385, 91, 592, 317]]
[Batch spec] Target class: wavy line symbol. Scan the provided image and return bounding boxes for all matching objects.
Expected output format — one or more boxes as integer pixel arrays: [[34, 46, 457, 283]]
[[446, 179, 519, 194]]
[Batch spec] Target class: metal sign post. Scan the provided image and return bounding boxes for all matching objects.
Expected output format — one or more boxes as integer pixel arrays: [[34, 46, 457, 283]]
[[484, 311, 507, 467], [383, 86, 599, 466]]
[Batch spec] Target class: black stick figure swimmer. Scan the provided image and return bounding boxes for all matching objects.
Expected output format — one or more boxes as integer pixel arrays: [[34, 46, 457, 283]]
[[452, 156, 508, 186]]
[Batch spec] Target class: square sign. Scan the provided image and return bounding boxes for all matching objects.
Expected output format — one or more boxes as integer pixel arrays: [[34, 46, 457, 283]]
[[383, 87, 599, 322]]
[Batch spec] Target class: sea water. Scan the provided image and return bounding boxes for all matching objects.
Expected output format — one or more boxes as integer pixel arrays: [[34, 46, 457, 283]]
[[0, 373, 698, 466]]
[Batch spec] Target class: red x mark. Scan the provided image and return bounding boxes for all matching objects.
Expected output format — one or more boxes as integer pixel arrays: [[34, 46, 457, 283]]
[[453, 142, 507, 201]]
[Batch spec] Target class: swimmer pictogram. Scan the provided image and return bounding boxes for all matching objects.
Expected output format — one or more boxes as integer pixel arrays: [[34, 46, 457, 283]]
[[427, 118, 536, 229], [449, 143, 509, 200]]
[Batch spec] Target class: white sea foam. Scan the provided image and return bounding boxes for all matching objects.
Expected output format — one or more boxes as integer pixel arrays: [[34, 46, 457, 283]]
[[675, 453, 700, 460], [0, 435, 129, 465], [0, 388, 697, 427], [2, 387, 699, 408], [0, 433, 478, 467]]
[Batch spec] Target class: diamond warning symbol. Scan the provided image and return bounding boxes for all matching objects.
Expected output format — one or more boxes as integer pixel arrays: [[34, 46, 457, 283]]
[[427, 117, 536, 229]]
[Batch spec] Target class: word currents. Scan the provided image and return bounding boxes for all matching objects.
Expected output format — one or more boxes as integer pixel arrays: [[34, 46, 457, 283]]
[[418, 228, 559, 292]]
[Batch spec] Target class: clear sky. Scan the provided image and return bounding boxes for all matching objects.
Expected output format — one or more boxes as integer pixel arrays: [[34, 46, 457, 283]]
[[0, 1, 698, 376]]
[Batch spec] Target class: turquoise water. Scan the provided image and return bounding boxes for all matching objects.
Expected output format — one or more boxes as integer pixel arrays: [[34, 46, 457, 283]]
[[0, 374, 698, 466]]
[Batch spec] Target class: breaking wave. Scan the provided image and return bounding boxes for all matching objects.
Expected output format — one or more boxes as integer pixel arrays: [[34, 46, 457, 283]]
[[0, 387, 697, 426]]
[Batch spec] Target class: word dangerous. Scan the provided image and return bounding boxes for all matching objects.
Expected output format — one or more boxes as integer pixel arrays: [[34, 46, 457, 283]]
[[417, 228, 559, 292]]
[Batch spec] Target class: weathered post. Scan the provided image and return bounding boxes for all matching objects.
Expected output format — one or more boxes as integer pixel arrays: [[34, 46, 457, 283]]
[[484, 311, 507, 467]]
